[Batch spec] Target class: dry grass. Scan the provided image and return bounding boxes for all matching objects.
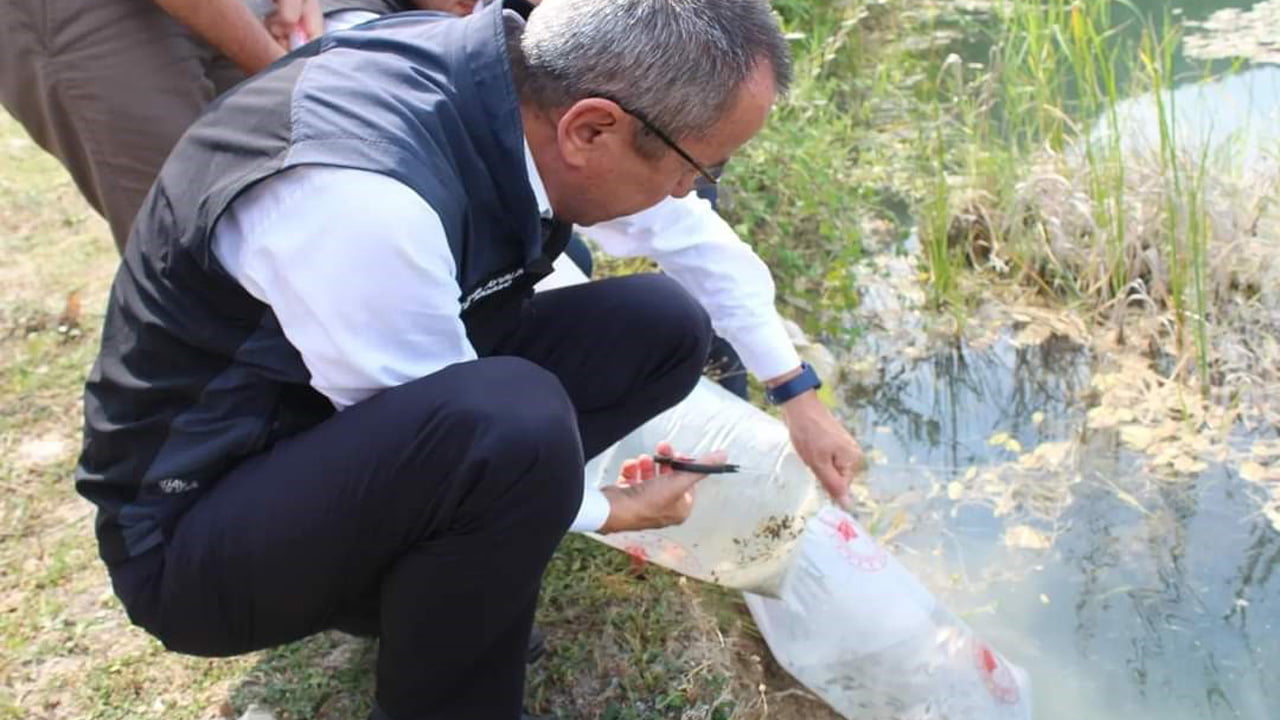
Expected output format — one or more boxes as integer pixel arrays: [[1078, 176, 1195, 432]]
[[959, 142, 1280, 425]]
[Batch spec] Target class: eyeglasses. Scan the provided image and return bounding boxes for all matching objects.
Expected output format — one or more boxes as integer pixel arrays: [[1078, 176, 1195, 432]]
[[594, 93, 724, 185]]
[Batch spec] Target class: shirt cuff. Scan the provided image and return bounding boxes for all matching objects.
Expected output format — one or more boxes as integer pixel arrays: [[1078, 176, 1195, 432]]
[[733, 317, 804, 382], [569, 485, 612, 533]]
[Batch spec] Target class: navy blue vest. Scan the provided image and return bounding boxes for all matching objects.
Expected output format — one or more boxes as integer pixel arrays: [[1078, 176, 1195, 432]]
[[76, 2, 567, 563]]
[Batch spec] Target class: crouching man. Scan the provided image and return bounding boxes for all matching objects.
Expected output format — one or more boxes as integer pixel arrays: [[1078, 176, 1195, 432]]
[[75, 0, 863, 718]]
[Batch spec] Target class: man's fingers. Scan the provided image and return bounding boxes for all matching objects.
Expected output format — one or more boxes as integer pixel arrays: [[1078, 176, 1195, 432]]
[[302, 0, 324, 38], [274, 0, 303, 25], [269, 0, 321, 48], [815, 460, 851, 502], [637, 454, 655, 481], [619, 458, 638, 485]]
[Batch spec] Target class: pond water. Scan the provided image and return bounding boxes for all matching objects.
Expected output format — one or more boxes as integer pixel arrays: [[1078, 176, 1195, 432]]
[[827, 4, 1279, 715], [843, 333, 1279, 720], [1104, 64, 1280, 174]]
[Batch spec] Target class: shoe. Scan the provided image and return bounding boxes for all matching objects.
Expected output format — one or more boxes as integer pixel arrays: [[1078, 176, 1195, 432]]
[[372, 706, 555, 719]]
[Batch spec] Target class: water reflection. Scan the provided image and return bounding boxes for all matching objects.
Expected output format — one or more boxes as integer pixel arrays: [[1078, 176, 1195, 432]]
[[845, 335, 1091, 488], [1103, 65, 1280, 174], [840, 337, 1280, 719]]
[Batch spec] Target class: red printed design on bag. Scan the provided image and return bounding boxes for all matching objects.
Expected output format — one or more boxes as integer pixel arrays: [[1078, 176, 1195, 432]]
[[973, 641, 1021, 704], [624, 544, 650, 565], [819, 513, 889, 572], [618, 535, 703, 575]]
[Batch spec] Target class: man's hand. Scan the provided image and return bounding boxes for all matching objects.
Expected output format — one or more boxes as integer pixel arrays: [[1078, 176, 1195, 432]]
[[265, 0, 324, 51], [779, 389, 864, 507], [411, 0, 480, 14], [154, 0, 321, 75], [599, 441, 725, 534]]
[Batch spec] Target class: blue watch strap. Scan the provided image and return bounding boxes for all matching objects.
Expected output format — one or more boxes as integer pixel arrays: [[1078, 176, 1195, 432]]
[[766, 362, 822, 405]]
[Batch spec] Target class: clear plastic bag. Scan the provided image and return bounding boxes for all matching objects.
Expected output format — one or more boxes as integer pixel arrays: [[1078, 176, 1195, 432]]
[[545, 259, 1033, 717], [746, 507, 1034, 720], [583, 378, 823, 596]]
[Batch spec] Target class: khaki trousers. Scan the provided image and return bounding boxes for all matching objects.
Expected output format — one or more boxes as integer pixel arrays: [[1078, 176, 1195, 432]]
[[0, 0, 246, 252]]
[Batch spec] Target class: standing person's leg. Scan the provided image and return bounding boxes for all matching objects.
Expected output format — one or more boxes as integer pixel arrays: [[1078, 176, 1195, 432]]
[[484, 273, 714, 459], [0, 0, 244, 253], [109, 358, 583, 720]]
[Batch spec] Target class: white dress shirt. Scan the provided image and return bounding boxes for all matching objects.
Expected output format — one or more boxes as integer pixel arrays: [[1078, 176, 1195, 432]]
[[212, 134, 799, 537], [323, 10, 380, 32]]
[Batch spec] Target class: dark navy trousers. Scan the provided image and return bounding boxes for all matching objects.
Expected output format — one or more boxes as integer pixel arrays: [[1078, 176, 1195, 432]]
[[109, 274, 712, 720]]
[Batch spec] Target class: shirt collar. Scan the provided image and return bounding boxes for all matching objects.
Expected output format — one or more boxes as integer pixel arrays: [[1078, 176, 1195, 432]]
[[523, 139, 553, 219]]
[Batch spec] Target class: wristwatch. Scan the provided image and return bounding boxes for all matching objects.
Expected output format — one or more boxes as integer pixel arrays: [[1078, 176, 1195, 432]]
[[765, 362, 822, 405]]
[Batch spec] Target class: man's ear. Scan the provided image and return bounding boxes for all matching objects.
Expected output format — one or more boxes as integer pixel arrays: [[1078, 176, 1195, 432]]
[[556, 98, 628, 171]]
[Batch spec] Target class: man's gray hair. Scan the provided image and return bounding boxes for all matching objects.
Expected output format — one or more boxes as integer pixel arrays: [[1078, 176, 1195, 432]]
[[515, 0, 791, 150]]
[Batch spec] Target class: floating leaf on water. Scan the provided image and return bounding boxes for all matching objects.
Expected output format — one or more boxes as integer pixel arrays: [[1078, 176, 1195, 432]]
[[1252, 440, 1280, 459], [1172, 454, 1209, 475], [993, 492, 1017, 518], [1031, 411, 1046, 426], [1040, 594, 1051, 605], [1267, 502, 1280, 534], [964, 466, 978, 481], [1187, 434, 1213, 454], [1017, 441, 1073, 471], [1119, 424, 1156, 451], [1155, 421, 1182, 441], [1004, 525, 1052, 550], [1241, 461, 1268, 483], [947, 481, 965, 500], [1087, 406, 1123, 430], [988, 432, 1022, 452], [1184, 0, 1280, 64]]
